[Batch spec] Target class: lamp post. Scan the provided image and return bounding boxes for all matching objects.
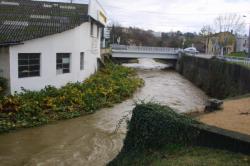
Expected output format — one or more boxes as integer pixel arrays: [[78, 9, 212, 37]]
[[243, 15, 250, 57]]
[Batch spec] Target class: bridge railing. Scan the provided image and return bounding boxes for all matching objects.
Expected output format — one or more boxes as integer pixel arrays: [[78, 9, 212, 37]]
[[111, 44, 181, 54]]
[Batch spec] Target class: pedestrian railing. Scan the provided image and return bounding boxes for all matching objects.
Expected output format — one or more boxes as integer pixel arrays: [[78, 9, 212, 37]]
[[111, 44, 181, 54], [218, 56, 250, 66]]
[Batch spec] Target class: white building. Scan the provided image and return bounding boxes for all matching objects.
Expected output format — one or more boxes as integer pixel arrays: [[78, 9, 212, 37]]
[[152, 31, 162, 38], [236, 36, 249, 53], [0, 0, 107, 94]]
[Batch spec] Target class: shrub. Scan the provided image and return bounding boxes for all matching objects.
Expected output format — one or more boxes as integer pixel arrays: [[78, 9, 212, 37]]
[[109, 102, 201, 165], [121, 102, 200, 152], [0, 63, 144, 133]]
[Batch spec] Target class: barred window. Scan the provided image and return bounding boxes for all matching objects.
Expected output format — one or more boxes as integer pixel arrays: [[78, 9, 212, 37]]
[[56, 53, 71, 74], [18, 53, 40, 78]]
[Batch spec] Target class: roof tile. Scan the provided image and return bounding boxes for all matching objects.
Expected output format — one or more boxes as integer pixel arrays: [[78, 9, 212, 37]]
[[0, 0, 89, 44]]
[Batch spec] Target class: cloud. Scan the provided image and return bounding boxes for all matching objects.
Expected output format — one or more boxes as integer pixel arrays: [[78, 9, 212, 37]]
[[38, 0, 250, 33], [99, 0, 250, 33]]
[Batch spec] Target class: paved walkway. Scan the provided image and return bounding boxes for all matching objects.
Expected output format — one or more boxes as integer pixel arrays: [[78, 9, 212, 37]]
[[198, 97, 250, 135]]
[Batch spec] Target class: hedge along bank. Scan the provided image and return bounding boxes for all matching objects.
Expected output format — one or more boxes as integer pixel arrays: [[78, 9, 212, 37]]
[[109, 102, 250, 165], [109, 102, 201, 165], [0, 63, 144, 133], [177, 55, 250, 99], [114, 103, 200, 153]]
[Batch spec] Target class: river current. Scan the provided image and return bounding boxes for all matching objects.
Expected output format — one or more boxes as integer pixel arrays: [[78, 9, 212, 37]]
[[0, 59, 207, 166]]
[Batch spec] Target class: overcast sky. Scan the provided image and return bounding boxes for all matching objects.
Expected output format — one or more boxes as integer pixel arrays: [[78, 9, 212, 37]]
[[45, 0, 250, 33]]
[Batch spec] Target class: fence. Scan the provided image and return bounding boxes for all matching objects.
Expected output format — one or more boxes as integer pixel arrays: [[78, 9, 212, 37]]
[[111, 44, 181, 54], [219, 56, 250, 66]]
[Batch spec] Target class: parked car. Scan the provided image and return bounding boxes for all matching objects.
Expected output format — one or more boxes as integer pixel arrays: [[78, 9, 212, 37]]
[[184, 47, 199, 54]]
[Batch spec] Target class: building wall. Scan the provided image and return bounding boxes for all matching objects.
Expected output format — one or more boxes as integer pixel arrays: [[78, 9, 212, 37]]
[[207, 32, 236, 55], [0, 47, 10, 93], [207, 37, 220, 55], [9, 21, 101, 93], [236, 37, 249, 53], [0, 47, 10, 80], [88, 0, 106, 24], [207, 38, 213, 55]]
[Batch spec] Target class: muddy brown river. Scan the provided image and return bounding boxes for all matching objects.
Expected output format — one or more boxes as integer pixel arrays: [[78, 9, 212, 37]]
[[0, 60, 208, 166]]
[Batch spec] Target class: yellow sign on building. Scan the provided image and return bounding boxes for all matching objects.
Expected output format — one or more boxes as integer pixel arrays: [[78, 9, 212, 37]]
[[98, 11, 107, 25]]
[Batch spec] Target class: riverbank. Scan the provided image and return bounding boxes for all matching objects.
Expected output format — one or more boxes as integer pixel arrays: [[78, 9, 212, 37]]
[[109, 102, 250, 166], [0, 63, 209, 166], [0, 63, 144, 133], [198, 96, 250, 135]]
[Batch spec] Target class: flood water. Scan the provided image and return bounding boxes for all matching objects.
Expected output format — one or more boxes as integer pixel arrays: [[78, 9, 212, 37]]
[[0, 59, 208, 166]]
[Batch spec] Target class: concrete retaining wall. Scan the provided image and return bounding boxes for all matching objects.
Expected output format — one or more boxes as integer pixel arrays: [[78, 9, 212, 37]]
[[194, 124, 250, 154], [177, 55, 250, 99]]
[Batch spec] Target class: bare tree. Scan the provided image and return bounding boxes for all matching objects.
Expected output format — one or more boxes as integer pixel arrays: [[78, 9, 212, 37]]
[[200, 25, 214, 36], [200, 25, 214, 53], [108, 21, 123, 44], [214, 14, 245, 34]]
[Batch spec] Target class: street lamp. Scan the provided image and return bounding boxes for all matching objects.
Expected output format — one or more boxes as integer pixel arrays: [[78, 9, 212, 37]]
[[243, 15, 250, 57]]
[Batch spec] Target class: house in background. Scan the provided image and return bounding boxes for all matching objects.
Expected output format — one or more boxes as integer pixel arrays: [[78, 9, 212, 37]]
[[151, 31, 162, 38], [236, 35, 249, 53], [207, 32, 236, 56], [0, 0, 107, 94]]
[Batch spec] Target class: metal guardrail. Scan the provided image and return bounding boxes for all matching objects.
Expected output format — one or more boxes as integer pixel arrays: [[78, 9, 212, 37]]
[[111, 44, 181, 54], [218, 56, 250, 66]]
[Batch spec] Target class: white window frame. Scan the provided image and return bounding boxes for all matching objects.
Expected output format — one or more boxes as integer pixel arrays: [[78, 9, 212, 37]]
[[18, 53, 41, 78], [56, 53, 71, 75]]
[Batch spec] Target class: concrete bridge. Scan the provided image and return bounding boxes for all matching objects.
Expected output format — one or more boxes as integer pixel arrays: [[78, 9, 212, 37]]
[[111, 45, 181, 59]]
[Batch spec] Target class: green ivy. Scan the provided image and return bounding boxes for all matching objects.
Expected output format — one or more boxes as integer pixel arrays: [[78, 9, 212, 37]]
[[122, 102, 199, 152], [109, 102, 201, 165]]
